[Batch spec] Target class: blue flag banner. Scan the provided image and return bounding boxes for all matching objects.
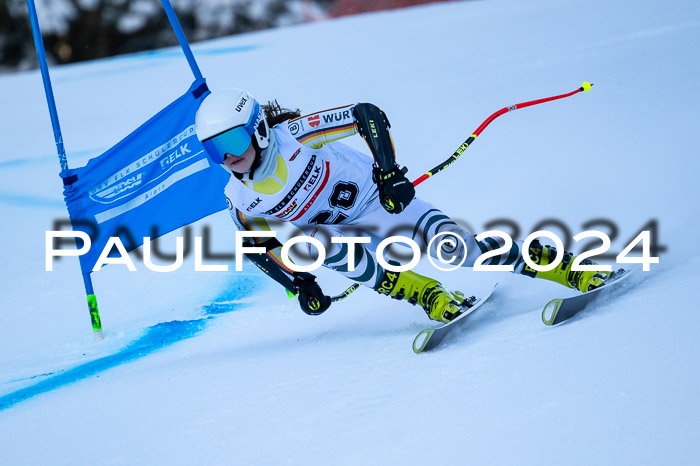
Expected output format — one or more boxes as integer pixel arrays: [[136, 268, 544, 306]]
[[61, 80, 229, 273]]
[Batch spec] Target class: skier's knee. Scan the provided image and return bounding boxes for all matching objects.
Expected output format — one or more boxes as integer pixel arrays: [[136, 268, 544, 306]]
[[426, 232, 473, 267]]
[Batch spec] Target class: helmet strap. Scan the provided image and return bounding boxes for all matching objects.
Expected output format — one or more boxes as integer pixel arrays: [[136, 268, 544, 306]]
[[247, 136, 264, 179], [241, 129, 278, 182]]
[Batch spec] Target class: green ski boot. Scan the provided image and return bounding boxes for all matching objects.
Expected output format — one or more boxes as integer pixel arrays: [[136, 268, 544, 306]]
[[374, 269, 466, 323], [521, 240, 612, 292]]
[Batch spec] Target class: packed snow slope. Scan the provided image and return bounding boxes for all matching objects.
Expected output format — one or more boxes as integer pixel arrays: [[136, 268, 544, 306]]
[[1, 0, 700, 464]]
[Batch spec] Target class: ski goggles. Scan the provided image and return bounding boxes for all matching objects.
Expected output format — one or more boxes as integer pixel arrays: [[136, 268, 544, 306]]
[[201, 101, 262, 164]]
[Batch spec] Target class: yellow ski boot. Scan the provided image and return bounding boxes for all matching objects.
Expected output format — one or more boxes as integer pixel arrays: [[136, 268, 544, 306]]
[[374, 269, 466, 323], [520, 240, 612, 292]]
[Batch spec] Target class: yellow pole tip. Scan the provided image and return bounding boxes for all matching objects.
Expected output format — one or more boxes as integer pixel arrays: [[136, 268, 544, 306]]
[[582, 82, 592, 92]]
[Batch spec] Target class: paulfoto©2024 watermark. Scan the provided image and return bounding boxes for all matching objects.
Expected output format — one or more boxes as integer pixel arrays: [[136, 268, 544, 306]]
[[45, 225, 661, 274]]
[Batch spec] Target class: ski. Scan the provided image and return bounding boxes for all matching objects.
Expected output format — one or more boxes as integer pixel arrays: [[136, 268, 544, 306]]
[[413, 283, 499, 354], [541, 268, 634, 326]]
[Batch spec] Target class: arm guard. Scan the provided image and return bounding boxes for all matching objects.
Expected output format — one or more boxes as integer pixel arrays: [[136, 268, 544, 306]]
[[352, 103, 396, 172], [243, 238, 330, 315], [242, 237, 297, 295]]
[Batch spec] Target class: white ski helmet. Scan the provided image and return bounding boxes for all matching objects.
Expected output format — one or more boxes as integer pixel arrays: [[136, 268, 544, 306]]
[[195, 88, 270, 165]]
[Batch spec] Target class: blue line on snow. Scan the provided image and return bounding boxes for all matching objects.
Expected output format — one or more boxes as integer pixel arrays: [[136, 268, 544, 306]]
[[0, 149, 105, 209], [109, 44, 261, 61], [4, 372, 57, 384], [0, 191, 65, 209], [194, 44, 261, 56], [51, 44, 261, 83], [0, 320, 209, 411], [0, 148, 106, 170], [0, 158, 49, 169], [0, 275, 261, 412]]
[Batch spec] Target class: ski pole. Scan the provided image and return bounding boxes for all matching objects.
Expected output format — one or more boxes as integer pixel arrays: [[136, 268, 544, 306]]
[[412, 82, 593, 187], [331, 283, 360, 302]]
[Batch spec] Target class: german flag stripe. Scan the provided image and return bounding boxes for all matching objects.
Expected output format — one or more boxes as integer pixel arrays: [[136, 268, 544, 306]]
[[236, 210, 254, 233], [236, 210, 295, 273], [297, 123, 357, 146], [267, 249, 295, 274], [236, 210, 267, 245]]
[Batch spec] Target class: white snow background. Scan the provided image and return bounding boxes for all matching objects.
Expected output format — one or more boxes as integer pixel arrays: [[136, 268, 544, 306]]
[[1, 0, 700, 464]]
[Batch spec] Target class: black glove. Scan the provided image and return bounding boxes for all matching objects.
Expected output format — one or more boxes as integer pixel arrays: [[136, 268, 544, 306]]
[[293, 272, 332, 316], [373, 165, 415, 214]]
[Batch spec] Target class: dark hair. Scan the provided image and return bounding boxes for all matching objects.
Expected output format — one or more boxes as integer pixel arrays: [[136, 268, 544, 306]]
[[262, 100, 301, 127]]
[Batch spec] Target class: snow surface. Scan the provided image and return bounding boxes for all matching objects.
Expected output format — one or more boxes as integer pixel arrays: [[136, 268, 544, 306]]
[[1, 0, 700, 464]]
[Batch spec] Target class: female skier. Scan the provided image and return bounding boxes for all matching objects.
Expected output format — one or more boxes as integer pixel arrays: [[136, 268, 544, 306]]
[[194, 88, 611, 322]]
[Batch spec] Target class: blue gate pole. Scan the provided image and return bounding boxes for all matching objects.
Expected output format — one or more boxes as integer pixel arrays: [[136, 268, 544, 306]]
[[26, 0, 104, 340], [26, 0, 67, 171], [160, 0, 205, 82]]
